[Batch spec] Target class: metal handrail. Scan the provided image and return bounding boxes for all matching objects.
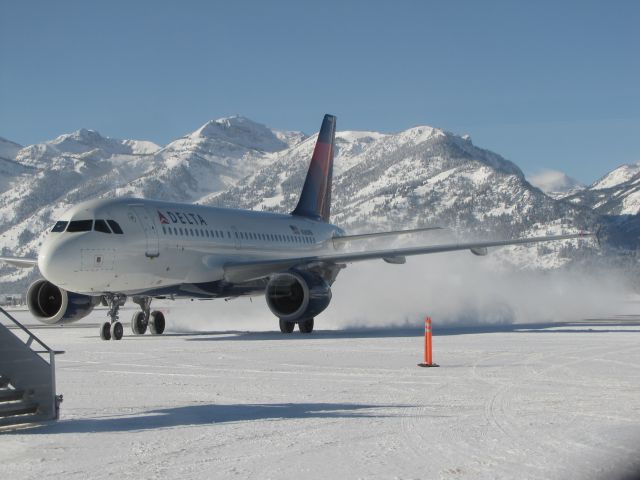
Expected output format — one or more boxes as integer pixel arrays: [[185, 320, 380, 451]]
[[0, 305, 63, 422], [0, 306, 60, 359]]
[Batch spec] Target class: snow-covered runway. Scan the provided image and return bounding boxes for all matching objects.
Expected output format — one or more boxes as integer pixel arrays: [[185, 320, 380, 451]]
[[2, 313, 640, 480]]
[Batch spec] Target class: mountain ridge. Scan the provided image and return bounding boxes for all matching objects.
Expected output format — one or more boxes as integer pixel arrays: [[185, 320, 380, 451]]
[[0, 116, 633, 291]]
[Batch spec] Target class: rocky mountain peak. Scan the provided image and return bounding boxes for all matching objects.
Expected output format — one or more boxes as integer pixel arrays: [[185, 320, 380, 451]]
[[192, 116, 292, 153]]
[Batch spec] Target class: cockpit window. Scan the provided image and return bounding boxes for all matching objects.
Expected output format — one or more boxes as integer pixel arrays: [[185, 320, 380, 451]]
[[94, 219, 112, 234], [67, 220, 93, 232], [107, 220, 124, 234], [51, 221, 68, 233]]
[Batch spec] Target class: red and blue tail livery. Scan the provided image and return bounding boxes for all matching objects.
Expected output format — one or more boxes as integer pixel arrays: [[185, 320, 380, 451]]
[[292, 114, 336, 223]]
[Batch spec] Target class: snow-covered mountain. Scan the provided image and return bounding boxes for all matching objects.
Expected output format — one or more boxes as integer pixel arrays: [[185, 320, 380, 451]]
[[591, 163, 640, 191], [565, 162, 640, 215], [0, 116, 629, 291], [115, 116, 304, 204], [0, 137, 31, 192]]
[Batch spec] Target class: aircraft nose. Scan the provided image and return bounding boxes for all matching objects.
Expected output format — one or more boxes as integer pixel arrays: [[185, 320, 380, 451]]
[[38, 236, 77, 286]]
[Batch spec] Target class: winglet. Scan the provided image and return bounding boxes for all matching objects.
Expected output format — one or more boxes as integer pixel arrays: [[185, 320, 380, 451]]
[[291, 114, 336, 223]]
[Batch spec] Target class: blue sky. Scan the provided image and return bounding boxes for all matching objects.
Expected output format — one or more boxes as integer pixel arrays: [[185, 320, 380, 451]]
[[1, 0, 638, 183]]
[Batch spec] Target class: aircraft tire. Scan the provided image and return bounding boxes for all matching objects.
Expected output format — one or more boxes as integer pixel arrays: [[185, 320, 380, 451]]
[[150, 311, 165, 335], [298, 318, 314, 334], [131, 311, 148, 335], [100, 322, 112, 341], [279, 319, 295, 334], [111, 321, 124, 341]]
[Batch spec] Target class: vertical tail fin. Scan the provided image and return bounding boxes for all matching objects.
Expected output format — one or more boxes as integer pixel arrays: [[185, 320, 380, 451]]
[[291, 114, 336, 223]]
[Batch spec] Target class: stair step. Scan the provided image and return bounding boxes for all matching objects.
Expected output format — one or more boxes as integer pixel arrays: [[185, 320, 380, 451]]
[[0, 402, 38, 418], [0, 389, 25, 402], [0, 414, 43, 429]]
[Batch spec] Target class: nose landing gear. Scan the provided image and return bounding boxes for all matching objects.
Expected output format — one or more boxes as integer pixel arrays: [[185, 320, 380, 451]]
[[100, 293, 126, 341]]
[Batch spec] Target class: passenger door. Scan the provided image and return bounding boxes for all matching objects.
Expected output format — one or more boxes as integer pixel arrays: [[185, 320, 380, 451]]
[[130, 205, 160, 258]]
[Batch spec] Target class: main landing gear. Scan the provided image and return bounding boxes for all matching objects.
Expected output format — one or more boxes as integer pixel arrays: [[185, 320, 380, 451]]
[[131, 296, 165, 336], [279, 318, 314, 334], [99, 294, 166, 341]]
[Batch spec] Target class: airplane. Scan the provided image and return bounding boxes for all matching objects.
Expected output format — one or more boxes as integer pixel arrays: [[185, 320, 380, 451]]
[[0, 115, 593, 340]]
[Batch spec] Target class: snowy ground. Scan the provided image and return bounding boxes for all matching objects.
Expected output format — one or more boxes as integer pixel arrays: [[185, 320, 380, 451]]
[[2, 306, 640, 480]]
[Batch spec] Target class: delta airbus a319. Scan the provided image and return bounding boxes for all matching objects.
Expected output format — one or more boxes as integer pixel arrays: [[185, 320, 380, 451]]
[[0, 115, 592, 340]]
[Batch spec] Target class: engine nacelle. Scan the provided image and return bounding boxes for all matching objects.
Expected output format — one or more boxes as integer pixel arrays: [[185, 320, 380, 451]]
[[266, 270, 332, 322], [27, 279, 101, 325]]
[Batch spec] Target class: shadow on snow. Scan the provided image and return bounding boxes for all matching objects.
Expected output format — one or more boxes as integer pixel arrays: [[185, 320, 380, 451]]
[[171, 319, 640, 342], [17, 402, 408, 435]]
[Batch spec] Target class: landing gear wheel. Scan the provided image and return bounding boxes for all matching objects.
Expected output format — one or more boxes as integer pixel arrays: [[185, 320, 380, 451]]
[[279, 319, 295, 334], [111, 321, 124, 340], [100, 322, 112, 341], [149, 311, 165, 335], [298, 318, 314, 334], [131, 311, 148, 335]]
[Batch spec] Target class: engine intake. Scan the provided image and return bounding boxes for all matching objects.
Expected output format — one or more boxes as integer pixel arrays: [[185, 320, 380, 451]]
[[266, 270, 332, 322], [27, 279, 100, 325]]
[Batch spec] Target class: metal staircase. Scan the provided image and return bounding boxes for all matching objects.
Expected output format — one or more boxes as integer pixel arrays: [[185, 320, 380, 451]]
[[0, 307, 63, 429]]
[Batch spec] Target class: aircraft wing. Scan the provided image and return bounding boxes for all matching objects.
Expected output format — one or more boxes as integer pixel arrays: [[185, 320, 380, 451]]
[[223, 232, 593, 283], [0, 256, 38, 268], [331, 226, 444, 246]]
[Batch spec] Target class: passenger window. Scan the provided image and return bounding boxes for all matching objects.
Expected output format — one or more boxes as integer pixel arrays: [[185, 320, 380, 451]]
[[51, 221, 68, 233], [94, 219, 112, 234], [107, 220, 124, 234], [67, 220, 93, 232]]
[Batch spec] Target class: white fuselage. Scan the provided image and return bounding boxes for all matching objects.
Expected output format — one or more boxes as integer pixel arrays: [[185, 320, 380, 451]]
[[38, 197, 344, 296]]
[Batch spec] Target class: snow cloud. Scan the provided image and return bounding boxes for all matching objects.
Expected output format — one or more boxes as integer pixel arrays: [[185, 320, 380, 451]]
[[528, 169, 581, 194], [165, 244, 632, 333]]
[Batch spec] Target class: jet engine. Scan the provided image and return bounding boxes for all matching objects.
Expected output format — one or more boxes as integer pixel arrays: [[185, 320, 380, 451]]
[[26, 279, 101, 325], [265, 270, 332, 322]]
